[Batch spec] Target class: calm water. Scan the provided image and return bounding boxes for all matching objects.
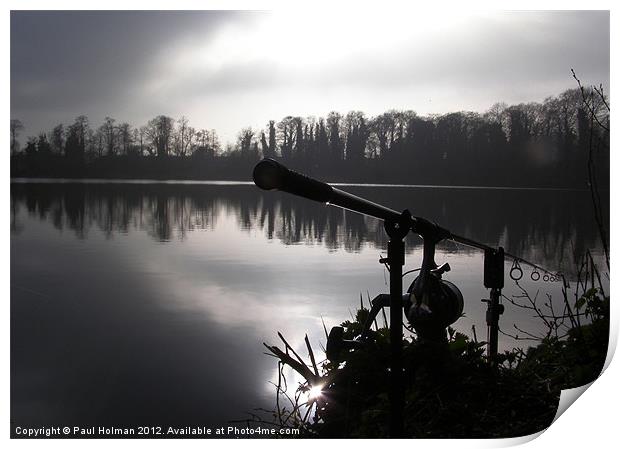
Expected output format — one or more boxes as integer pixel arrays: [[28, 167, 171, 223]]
[[10, 180, 607, 430]]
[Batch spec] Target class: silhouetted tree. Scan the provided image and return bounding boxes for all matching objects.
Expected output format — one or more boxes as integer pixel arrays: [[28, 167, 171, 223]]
[[146, 115, 174, 158], [90, 128, 105, 158], [100, 116, 117, 156], [268, 120, 276, 158], [194, 129, 219, 159], [173, 116, 195, 157], [327, 111, 344, 163], [316, 118, 329, 162], [118, 123, 133, 156], [293, 117, 304, 159], [37, 133, 52, 154], [344, 111, 368, 162], [65, 115, 89, 163], [51, 124, 65, 155], [277, 116, 296, 160], [24, 136, 37, 155], [238, 127, 255, 155], [370, 111, 395, 158]]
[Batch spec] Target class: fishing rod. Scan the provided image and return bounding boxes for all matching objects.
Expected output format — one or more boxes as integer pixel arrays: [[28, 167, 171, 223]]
[[252, 158, 561, 437]]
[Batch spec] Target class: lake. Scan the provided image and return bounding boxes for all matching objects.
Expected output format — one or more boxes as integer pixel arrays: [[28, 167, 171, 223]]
[[10, 180, 608, 431]]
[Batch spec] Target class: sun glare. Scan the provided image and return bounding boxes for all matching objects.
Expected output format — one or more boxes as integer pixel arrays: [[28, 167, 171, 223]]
[[308, 384, 324, 400], [178, 8, 476, 74]]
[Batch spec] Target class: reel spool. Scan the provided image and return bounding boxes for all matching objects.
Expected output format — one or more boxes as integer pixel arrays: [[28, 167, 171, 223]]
[[405, 273, 464, 341]]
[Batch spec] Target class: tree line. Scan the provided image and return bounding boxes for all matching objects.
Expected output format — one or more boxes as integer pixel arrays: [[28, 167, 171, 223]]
[[10, 115, 220, 160], [10, 87, 609, 188]]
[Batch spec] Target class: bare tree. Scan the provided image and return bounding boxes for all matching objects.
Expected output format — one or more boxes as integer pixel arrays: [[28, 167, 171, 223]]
[[117, 123, 133, 155], [237, 127, 255, 154], [145, 115, 174, 157], [277, 116, 296, 159], [137, 126, 150, 155], [100, 116, 117, 156], [173, 116, 195, 156], [64, 115, 89, 161]]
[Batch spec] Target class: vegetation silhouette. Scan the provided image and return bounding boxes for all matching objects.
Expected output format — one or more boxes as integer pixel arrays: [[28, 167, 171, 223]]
[[259, 273, 608, 437], [10, 87, 609, 189]]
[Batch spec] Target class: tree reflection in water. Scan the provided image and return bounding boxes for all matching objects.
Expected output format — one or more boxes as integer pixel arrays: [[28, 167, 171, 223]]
[[11, 181, 606, 279]]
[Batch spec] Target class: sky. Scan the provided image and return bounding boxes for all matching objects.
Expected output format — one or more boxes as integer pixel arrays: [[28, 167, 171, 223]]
[[10, 9, 610, 146]]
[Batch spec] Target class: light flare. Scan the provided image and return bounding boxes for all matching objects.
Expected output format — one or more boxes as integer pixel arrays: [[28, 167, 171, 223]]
[[308, 384, 324, 400]]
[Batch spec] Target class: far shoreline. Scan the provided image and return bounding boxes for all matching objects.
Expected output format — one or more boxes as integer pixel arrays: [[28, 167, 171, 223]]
[[9, 176, 592, 192]]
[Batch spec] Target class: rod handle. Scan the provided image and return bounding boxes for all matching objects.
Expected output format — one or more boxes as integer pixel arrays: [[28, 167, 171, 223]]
[[253, 158, 334, 203]]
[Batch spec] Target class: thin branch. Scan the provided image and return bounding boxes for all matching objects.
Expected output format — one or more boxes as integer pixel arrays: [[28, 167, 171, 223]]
[[305, 334, 319, 377]]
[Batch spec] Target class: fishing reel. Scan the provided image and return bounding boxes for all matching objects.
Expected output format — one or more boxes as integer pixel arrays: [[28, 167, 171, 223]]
[[405, 262, 464, 341], [326, 237, 464, 361]]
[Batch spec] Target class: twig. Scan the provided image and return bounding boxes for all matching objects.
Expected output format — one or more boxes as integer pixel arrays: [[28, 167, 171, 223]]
[[277, 332, 306, 366], [305, 334, 319, 377]]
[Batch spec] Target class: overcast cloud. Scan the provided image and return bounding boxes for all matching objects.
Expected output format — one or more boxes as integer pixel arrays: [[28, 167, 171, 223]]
[[10, 10, 610, 145]]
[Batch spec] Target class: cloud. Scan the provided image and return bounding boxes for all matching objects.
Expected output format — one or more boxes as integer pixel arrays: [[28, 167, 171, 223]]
[[10, 10, 609, 144]]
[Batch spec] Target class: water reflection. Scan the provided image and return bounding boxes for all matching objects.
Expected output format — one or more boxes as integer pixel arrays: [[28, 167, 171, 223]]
[[11, 182, 606, 278], [10, 181, 607, 432]]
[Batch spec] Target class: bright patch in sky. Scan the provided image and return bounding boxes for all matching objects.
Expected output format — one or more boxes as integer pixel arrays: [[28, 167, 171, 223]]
[[11, 10, 609, 145]]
